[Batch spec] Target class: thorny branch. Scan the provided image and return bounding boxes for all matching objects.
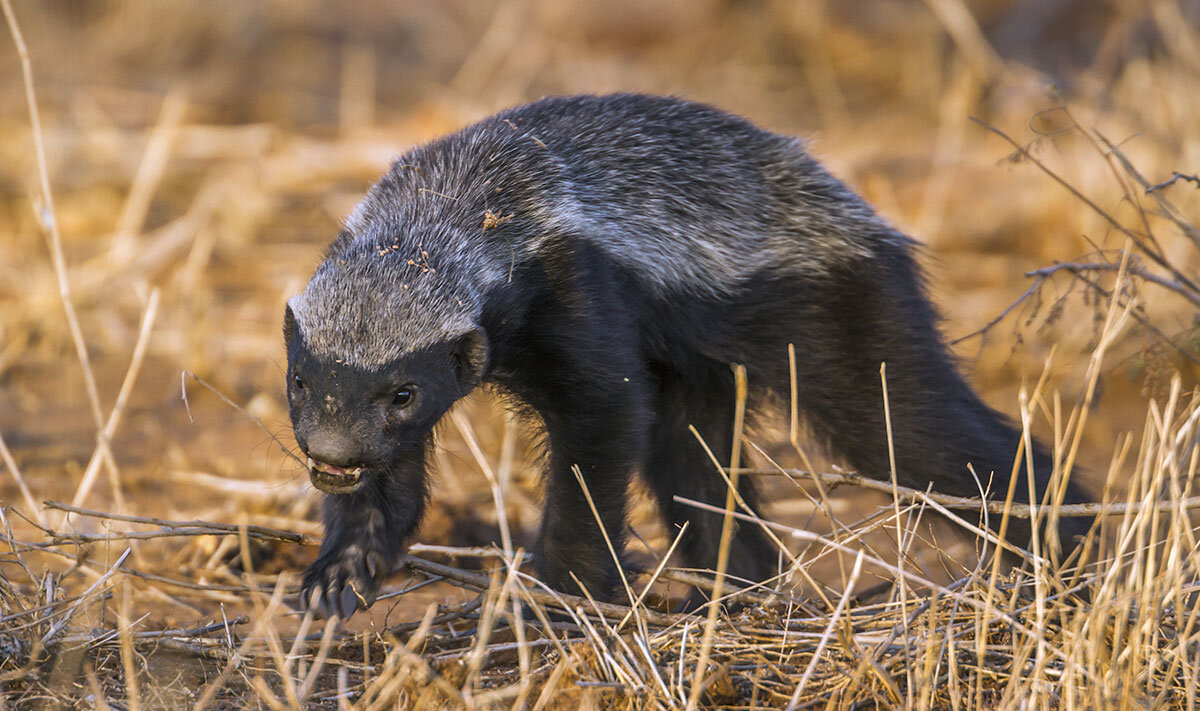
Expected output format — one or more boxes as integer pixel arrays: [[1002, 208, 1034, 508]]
[[971, 116, 1199, 294]]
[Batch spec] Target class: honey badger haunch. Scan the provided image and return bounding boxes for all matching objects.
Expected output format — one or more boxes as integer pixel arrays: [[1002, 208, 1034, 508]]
[[284, 93, 1092, 617]]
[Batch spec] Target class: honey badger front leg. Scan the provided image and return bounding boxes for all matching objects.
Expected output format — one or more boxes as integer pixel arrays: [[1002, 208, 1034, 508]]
[[495, 268, 654, 597], [301, 449, 428, 618]]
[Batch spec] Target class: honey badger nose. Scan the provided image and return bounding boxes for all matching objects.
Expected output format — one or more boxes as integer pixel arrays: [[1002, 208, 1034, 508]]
[[305, 429, 358, 468]]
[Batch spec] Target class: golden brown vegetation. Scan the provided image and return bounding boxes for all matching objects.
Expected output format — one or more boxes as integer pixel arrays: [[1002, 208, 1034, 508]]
[[1, 0, 1199, 708]]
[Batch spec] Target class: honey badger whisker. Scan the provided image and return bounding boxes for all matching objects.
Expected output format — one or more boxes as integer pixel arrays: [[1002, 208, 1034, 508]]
[[282, 93, 1094, 618]]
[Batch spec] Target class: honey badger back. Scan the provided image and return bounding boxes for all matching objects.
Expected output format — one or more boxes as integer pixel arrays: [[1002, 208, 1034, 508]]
[[285, 93, 1092, 616]]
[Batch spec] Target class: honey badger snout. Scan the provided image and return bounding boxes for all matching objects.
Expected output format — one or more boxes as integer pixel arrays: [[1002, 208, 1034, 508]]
[[304, 429, 357, 467], [301, 429, 367, 495]]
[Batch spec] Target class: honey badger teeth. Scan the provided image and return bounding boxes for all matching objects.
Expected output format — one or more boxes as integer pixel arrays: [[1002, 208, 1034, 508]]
[[306, 457, 364, 494]]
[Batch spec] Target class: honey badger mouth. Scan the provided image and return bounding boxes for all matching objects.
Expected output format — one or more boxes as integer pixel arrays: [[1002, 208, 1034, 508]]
[[307, 457, 365, 494]]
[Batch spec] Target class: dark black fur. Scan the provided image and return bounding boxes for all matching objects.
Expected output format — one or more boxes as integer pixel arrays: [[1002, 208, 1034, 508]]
[[284, 93, 1092, 617]]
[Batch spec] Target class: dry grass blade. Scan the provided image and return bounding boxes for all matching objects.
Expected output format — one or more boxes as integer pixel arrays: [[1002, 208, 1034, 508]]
[[686, 364, 748, 711], [39, 547, 130, 646], [65, 288, 160, 518], [0, 430, 42, 528], [0, 0, 107, 439], [786, 550, 864, 709]]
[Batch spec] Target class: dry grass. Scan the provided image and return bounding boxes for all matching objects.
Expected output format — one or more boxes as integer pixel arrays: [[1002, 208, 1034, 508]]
[[2, 0, 1200, 708]]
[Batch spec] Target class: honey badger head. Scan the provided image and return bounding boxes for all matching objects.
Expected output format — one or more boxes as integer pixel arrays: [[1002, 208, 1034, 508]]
[[284, 243, 488, 494]]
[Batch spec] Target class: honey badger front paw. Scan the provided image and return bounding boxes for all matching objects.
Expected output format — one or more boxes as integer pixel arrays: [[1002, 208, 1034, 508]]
[[301, 544, 390, 619]]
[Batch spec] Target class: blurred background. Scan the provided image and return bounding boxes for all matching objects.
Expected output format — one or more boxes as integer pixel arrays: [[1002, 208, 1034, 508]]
[[1, 0, 1198, 627]]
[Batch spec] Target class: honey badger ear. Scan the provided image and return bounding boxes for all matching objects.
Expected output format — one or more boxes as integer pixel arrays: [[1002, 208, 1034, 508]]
[[453, 329, 489, 392], [283, 303, 297, 346]]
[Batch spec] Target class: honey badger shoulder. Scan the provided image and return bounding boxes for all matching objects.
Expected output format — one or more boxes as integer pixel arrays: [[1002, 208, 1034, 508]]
[[285, 93, 1093, 616]]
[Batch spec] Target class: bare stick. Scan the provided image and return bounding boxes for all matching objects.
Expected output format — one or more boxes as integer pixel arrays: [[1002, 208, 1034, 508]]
[[7, 535, 287, 594], [729, 465, 1200, 518], [970, 117, 1199, 296], [43, 500, 317, 546], [407, 543, 513, 559], [1145, 171, 1200, 193], [55, 618, 249, 644], [1027, 260, 1200, 310], [950, 278, 1043, 344], [65, 289, 161, 515], [45, 526, 302, 546], [402, 555, 679, 627], [1099, 136, 1200, 251]]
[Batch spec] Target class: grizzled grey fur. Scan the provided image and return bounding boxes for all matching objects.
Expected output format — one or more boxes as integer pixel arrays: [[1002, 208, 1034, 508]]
[[285, 93, 1092, 618]]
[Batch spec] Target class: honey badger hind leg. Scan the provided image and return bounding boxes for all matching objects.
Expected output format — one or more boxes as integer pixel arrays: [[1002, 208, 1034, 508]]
[[641, 360, 781, 595], [727, 237, 1094, 558]]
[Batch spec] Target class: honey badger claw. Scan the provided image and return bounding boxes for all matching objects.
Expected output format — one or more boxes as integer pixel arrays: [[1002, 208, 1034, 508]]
[[301, 539, 386, 619]]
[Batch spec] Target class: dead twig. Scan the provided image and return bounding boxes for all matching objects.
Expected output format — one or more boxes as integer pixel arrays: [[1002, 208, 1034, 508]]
[[951, 278, 1043, 345], [970, 116, 1200, 296], [1145, 171, 1200, 194], [401, 555, 681, 628], [735, 466, 1200, 518], [42, 500, 318, 546], [1026, 260, 1200, 310]]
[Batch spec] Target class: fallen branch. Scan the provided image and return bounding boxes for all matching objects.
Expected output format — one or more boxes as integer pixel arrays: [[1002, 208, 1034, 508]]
[[5, 537, 288, 594], [43, 501, 318, 546], [735, 467, 1200, 518], [402, 555, 682, 628]]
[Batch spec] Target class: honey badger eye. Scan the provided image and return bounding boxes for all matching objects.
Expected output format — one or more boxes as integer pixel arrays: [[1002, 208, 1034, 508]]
[[392, 386, 416, 408], [293, 375, 305, 391]]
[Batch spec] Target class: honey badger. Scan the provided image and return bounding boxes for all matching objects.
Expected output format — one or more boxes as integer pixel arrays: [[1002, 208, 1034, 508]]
[[285, 93, 1092, 617]]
